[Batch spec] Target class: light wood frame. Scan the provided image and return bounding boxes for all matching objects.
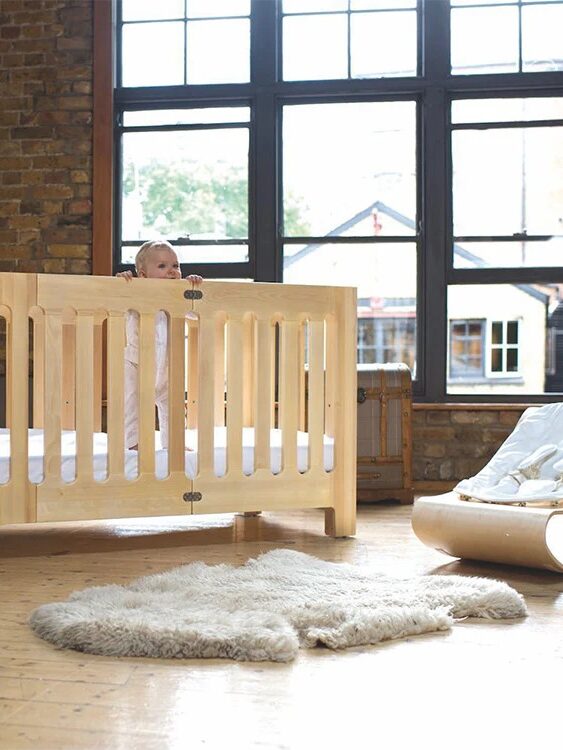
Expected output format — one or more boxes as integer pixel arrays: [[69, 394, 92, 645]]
[[0, 273, 356, 537], [412, 492, 563, 573]]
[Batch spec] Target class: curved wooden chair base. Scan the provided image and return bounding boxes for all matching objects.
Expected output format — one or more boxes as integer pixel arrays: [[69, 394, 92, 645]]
[[412, 492, 563, 573]]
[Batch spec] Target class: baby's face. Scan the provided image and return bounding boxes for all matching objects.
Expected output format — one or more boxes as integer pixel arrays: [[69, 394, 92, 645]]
[[140, 248, 181, 279]]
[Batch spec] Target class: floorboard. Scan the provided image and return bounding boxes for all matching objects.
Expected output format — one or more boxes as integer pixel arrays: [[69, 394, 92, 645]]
[[0, 502, 561, 750]]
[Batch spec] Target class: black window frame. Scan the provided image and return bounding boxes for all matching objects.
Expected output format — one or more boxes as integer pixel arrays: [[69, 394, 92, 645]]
[[113, 0, 563, 404]]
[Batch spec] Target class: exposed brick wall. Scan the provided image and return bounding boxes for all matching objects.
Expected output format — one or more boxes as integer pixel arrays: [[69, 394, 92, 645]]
[[413, 406, 527, 483], [0, 0, 93, 274]]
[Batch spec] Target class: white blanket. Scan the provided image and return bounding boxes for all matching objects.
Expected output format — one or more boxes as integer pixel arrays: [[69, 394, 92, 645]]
[[455, 403, 563, 504], [0, 427, 334, 484]]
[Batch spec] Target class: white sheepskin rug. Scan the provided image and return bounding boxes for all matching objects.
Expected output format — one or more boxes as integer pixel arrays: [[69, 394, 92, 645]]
[[29, 549, 527, 662]]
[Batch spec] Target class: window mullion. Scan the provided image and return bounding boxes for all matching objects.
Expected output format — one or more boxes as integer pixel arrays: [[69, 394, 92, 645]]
[[420, 85, 448, 401]]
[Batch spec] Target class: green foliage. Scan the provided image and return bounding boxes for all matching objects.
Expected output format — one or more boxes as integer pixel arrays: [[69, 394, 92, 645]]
[[123, 160, 310, 238]]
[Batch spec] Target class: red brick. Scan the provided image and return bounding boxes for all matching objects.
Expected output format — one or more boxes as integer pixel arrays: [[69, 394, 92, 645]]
[[0, 244, 32, 259], [43, 200, 63, 214], [67, 199, 91, 214], [1, 27, 21, 40], [11, 126, 53, 139], [29, 184, 73, 199], [70, 169, 89, 183], [47, 243, 89, 258], [0, 201, 20, 217], [8, 214, 53, 229], [68, 258, 91, 274], [1, 172, 22, 185]]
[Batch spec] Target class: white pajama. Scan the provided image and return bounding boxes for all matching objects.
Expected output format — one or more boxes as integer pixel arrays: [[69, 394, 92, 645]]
[[124, 310, 170, 449]]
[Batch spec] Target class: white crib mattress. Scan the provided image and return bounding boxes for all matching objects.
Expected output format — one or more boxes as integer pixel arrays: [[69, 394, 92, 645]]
[[0, 428, 334, 484]]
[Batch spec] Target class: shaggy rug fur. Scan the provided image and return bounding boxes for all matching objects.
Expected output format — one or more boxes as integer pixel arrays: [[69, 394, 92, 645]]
[[29, 549, 527, 662]]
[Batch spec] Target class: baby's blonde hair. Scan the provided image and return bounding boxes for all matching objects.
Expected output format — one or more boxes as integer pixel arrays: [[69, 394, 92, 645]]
[[135, 240, 176, 274]]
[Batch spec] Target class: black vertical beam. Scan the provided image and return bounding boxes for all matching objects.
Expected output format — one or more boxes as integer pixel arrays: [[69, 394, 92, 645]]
[[420, 0, 450, 400], [251, 0, 279, 282]]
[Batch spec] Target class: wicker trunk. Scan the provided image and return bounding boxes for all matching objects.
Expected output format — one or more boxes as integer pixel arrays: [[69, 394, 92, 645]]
[[357, 364, 413, 504]]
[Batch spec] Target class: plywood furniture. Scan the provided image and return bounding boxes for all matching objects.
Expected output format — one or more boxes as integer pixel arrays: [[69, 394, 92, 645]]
[[0, 273, 356, 537], [412, 492, 563, 572]]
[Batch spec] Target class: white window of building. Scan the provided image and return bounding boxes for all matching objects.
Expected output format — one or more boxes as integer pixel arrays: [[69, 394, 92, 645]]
[[488, 320, 520, 376]]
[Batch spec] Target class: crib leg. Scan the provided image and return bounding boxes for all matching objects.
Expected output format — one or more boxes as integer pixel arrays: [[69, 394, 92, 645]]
[[238, 511, 262, 517], [324, 507, 356, 538]]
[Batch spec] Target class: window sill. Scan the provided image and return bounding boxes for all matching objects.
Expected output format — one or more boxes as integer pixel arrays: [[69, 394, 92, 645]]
[[447, 377, 524, 386], [414, 403, 537, 411]]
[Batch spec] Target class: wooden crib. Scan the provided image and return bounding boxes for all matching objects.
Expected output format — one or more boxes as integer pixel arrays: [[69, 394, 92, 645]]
[[0, 273, 357, 537]]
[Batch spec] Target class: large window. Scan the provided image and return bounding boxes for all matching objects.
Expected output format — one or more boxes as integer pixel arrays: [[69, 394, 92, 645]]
[[113, 0, 563, 402]]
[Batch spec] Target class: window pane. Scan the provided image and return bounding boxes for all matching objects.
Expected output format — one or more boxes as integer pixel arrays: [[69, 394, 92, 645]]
[[283, 242, 417, 372], [450, 320, 484, 378], [450, 0, 514, 4], [283, 0, 348, 12], [491, 347, 502, 372], [452, 97, 563, 124], [351, 10, 417, 78], [451, 6, 519, 75], [452, 126, 563, 238], [187, 19, 250, 84], [522, 3, 563, 73], [283, 14, 348, 81], [283, 102, 416, 237], [123, 108, 251, 127], [491, 321, 502, 345], [122, 22, 184, 86], [121, 244, 248, 265], [507, 320, 518, 344], [121, 129, 249, 248], [352, 0, 415, 8], [507, 347, 518, 371], [453, 240, 563, 270], [122, 0, 184, 21], [447, 285, 558, 395], [187, 0, 250, 18]]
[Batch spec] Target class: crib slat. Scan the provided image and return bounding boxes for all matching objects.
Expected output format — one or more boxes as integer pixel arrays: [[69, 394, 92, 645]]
[[214, 316, 225, 427], [254, 318, 272, 471], [5, 274, 34, 522], [61, 321, 75, 430], [75, 312, 94, 480], [5, 308, 27, 464], [168, 315, 186, 473], [271, 322, 278, 428], [226, 318, 243, 476], [308, 319, 325, 473], [186, 320, 198, 430], [298, 322, 306, 431], [197, 317, 215, 475], [243, 315, 254, 427], [32, 313, 45, 429], [93, 315, 104, 433], [138, 312, 155, 475], [279, 319, 299, 471], [325, 315, 336, 438], [106, 311, 125, 477], [44, 311, 63, 482]]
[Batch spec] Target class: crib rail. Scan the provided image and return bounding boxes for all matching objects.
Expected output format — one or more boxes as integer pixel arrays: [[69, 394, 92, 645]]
[[0, 273, 356, 535]]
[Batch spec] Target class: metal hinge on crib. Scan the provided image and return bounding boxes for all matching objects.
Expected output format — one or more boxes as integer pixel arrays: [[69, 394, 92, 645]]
[[184, 289, 203, 300], [183, 491, 202, 514], [183, 491, 202, 502]]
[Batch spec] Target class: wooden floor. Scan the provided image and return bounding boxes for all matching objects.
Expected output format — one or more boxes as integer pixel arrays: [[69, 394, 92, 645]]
[[0, 501, 562, 750]]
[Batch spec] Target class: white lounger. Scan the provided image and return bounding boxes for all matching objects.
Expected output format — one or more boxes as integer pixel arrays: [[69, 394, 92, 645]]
[[412, 403, 563, 572]]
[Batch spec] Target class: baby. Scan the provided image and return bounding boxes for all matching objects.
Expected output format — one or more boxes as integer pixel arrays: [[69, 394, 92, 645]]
[[117, 240, 202, 450]]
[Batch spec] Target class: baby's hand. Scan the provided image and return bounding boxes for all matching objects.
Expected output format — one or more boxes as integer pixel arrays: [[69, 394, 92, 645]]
[[116, 270, 134, 282], [185, 274, 203, 286]]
